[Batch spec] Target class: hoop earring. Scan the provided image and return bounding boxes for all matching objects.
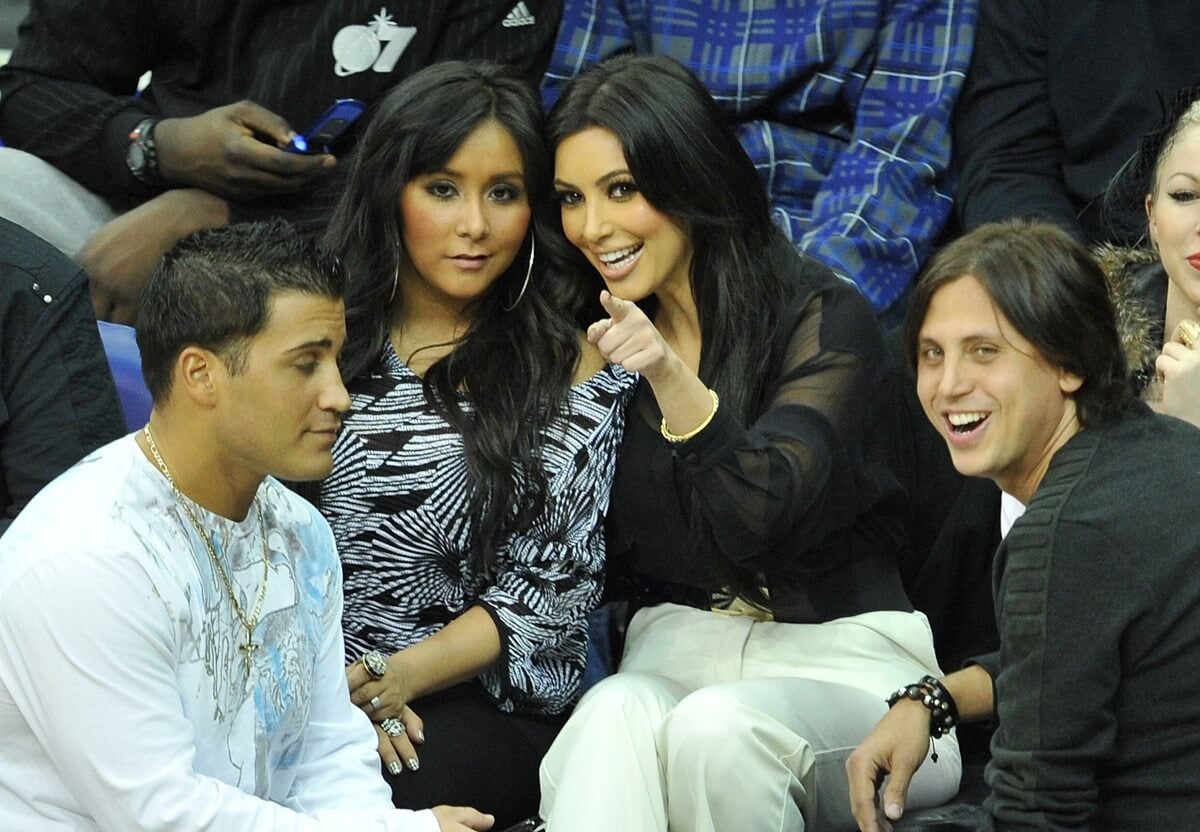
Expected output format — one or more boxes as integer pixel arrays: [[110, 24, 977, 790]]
[[388, 266, 399, 305], [504, 235, 535, 311], [388, 246, 402, 305]]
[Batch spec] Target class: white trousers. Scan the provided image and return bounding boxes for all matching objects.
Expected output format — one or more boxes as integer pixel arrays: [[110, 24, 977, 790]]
[[539, 604, 960, 832], [0, 148, 118, 256]]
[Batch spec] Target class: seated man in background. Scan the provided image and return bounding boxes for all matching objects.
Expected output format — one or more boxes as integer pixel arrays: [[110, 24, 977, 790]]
[[848, 221, 1200, 831], [0, 215, 125, 536], [0, 0, 560, 323], [953, 0, 1200, 244], [0, 221, 492, 832], [542, 0, 977, 318]]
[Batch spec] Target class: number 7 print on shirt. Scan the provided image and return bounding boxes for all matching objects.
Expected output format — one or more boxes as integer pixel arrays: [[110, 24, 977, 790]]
[[332, 8, 417, 77]]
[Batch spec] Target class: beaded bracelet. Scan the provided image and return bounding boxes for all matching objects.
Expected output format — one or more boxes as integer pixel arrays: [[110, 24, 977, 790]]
[[886, 674, 959, 739], [660, 388, 720, 443]]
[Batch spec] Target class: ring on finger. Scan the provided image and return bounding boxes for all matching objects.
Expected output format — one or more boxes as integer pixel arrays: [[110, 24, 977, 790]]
[[1180, 319, 1200, 349], [368, 695, 382, 712], [361, 649, 388, 679], [381, 717, 405, 737]]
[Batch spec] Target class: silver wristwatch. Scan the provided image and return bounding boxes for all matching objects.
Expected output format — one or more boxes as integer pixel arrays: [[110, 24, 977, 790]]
[[125, 117, 163, 185]]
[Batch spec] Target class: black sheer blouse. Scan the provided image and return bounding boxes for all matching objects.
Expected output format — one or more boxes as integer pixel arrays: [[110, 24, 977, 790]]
[[606, 255, 912, 624]]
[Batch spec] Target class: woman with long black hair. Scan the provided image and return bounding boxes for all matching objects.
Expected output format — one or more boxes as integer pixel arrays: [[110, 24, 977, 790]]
[[536, 55, 959, 831], [315, 61, 634, 828]]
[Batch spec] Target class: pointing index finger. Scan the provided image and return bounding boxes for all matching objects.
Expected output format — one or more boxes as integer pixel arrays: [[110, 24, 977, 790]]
[[599, 290, 630, 320]]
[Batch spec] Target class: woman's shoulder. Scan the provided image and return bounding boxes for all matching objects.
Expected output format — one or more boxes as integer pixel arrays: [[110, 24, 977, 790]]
[[345, 346, 424, 408], [569, 333, 637, 393], [1095, 243, 1163, 374], [778, 252, 879, 335], [571, 333, 607, 385]]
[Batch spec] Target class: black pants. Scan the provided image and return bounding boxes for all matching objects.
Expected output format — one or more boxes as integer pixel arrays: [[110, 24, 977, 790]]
[[385, 682, 566, 829]]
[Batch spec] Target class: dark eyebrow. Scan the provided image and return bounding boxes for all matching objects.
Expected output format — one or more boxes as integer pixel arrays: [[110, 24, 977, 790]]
[[285, 339, 335, 354], [597, 169, 632, 184], [426, 167, 525, 183], [918, 332, 999, 349], [553, 169, 633, 190]]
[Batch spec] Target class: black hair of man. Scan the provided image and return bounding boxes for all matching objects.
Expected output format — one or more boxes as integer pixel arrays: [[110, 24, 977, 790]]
[[137, 219, 345, 403]]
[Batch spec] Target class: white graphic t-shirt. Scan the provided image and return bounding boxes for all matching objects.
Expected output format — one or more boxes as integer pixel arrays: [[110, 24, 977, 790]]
[[0, 435, 436, 831]]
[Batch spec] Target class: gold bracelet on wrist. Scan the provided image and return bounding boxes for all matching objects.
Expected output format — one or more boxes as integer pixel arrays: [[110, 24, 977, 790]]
[[660, 388, 720, 443]]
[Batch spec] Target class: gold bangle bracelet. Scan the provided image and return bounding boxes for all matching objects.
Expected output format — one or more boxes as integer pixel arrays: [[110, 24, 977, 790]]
[[660, 388, 720, 443]]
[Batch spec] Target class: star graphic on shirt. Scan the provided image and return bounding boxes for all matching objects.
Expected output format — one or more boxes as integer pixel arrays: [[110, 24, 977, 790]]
[[370, 7, 395, 32]]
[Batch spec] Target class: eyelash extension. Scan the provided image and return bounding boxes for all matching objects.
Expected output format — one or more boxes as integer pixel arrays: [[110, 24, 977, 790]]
[[491, 184, 523, 201], [609, 178, 638, 196], [426, 181, 457, 199]]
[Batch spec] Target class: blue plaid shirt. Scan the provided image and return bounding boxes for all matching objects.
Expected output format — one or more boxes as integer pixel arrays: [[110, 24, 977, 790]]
[[543, 0, 978, 311]]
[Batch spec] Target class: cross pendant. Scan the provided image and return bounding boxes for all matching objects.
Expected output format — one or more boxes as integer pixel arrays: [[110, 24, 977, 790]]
[[239, 639, 258, 674]]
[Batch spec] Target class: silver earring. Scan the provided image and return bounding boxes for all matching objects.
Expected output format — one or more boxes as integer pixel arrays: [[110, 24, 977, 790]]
[[388, 246, 402, 305], [388, 266, 399, 305], [504, 235, 535, 311]]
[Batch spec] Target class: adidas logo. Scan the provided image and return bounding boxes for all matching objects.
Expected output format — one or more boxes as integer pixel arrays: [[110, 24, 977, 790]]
[[502, 1, 535, 27]]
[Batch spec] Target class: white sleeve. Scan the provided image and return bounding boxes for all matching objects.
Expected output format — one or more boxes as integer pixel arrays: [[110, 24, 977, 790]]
[[284, 535, 432, 828], [0, 551, 438, 832]]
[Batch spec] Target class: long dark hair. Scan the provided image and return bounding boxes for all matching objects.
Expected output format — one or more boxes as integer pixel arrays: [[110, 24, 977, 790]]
[[905, 220, 1134, 427], [547, 54, 793, 425], [548, 55, 799, 605], [323, 61, 582, 575]]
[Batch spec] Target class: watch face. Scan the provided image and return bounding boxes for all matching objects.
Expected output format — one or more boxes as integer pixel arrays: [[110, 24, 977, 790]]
[[127, 142, 147, 172]]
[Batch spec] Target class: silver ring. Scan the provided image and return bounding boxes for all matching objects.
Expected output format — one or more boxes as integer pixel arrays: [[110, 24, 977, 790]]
[[368, 695, 382, 712], [361, 650, 388, 679], [381, 717, 405, 737]]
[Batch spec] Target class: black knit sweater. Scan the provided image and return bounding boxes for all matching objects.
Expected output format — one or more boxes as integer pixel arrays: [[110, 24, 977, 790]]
[[980, 403, 1200, 830]]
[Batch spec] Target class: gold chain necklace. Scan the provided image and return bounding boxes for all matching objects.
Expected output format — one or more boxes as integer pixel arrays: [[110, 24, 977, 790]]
[[143, 425, 270, 677]]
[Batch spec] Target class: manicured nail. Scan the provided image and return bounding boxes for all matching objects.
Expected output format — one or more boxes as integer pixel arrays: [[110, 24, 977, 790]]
[[416, 729, 425, 743], [406, 757, 420, 771], [387, 761, 402, 775]]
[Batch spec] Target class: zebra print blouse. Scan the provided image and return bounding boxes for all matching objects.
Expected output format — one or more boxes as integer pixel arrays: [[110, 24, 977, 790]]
[[317, 344, 634, 714]]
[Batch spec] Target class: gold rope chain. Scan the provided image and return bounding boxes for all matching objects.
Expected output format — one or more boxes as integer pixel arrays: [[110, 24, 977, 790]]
[[143, 425, 270, 676]]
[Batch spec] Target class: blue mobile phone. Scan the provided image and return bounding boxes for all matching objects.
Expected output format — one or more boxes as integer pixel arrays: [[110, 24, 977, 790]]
[[287, 98, 366, 154]]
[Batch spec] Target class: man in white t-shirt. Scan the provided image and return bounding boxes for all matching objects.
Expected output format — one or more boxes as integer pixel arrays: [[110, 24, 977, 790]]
[[0, 221, 494, 832]]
